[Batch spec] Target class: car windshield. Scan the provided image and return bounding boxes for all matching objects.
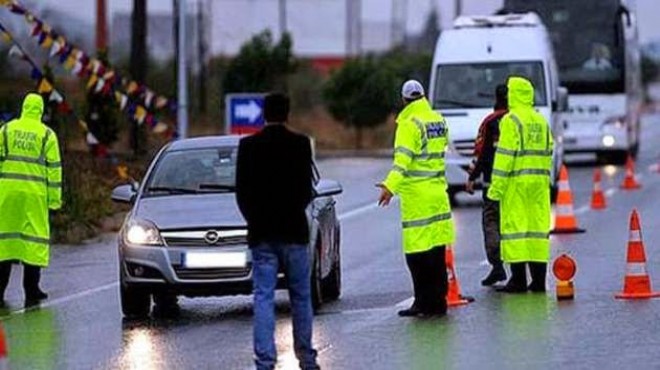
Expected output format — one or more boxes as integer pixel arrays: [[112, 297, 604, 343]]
[[146, 146, 237, 195], [433, 62, 548, 110]]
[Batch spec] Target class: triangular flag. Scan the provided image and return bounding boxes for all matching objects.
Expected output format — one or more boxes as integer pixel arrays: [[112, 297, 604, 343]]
[[40, 35, 53, 49], [144, 90, 154, 108], [30, 68, 43, 80], [8, 45, 25, 59], [153, 121, 169, 134], [49, 41, 61, 57], [127, 81, 138, 94], [25, 13, 35, 23], [86, 132, 99, 145], [1, 31, 12, 43], [134, 106, 147, 124], [71, 61, 83, 76], [49, 90, 64, 104], [9, 4, 26, 15], [119, 94, 128, 110], [145, 114, 155, 127], [37, 78, 54, 94], [155, 96, 168, 109], [30, 22, 42, 37], [57, 102, 71, 114], [92, 60, 102, 74], [94, 78, 106, 93], [64, 55, 76, 70], [86, 74, 98, 90], [77, 120, 89, 132], [114, 91, 123, 104]]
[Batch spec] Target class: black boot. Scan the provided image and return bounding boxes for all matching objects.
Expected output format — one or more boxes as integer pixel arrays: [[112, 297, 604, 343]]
[[481, 264, 507, 286], [398, 303, 423, 317], [496, 263, 527, 293], [528, 262, 547, 293]]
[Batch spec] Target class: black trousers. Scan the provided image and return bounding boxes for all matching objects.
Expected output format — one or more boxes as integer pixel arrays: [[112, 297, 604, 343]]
[[481, 193, 502, 268], [405, 246, 447, 313], [0, 261, 41, 298]]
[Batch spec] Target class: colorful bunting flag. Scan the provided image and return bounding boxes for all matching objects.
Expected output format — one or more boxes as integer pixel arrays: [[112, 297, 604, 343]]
[[134, 106, 147, 124], [49, 41, 61, 57], [144, 90, 154, 108], [86, 74, 98, 90], [37, 78, 53, 94], [153, 122, 169, 134], [8, 45, 24, 59], [1, 31, 11, 43], [49, 90, 63, 104]]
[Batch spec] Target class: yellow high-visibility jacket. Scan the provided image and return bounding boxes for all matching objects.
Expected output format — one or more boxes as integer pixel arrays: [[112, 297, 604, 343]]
[[383, 97, 455, 254], [0, 93, 62, 267], [487, 77, 553, 263]]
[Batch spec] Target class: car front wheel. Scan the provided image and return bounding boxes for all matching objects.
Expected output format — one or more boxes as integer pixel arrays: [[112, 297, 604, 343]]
[[120, 283, 151, 318], [310, 251, 323, 312]]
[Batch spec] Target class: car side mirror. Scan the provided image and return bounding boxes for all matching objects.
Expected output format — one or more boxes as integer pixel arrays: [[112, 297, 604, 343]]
[[112, 183, 138, 204], [555, 86, 569, 112], [314, 179, 343, 198]]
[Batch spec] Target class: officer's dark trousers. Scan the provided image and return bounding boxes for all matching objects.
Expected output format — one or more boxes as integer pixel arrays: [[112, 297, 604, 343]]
[[405, 245, 447, 313], [0, 261, 41, 299]]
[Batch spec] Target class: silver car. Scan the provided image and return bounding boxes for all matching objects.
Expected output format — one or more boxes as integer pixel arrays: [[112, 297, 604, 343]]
[[111, 136, 343, 318]]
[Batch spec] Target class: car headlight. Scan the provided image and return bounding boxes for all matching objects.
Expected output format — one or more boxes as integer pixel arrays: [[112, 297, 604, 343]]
[[123, 219, 163, 246], [602, 116, 626, 129]]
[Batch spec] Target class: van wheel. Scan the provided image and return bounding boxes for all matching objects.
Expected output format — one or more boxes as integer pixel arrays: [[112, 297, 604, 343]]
[[120, 284, 151, 318], [322, 256, 341, 302]]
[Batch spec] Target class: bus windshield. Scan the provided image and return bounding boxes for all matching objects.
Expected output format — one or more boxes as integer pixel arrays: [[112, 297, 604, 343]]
[[433, 62, 547, 110], [503, 0, 625, 93]]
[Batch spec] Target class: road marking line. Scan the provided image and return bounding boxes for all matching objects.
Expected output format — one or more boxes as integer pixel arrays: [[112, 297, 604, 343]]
[[605, 188, 617, 197], [1, 282, 118, 318], [479, 259, 490, 267], [394, 296, 414, 309], [575, 205, 589, 215]]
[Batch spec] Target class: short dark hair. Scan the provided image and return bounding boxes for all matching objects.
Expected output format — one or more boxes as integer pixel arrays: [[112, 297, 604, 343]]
[[263, 92, 290, 123], [495, 84, 508, 110]]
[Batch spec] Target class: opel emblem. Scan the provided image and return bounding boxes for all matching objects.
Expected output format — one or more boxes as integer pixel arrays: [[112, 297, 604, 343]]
[[204, 230, 221, 245]]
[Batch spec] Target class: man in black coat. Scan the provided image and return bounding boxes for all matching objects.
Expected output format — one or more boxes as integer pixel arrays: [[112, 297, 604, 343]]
[[236, 93, 319, 370]]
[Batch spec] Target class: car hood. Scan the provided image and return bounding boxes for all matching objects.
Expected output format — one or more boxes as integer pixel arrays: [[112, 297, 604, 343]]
[[134, 193, 246, 230]]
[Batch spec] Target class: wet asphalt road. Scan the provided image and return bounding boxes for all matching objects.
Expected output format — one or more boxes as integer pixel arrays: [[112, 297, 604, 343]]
[[3, 115, 660, 369]]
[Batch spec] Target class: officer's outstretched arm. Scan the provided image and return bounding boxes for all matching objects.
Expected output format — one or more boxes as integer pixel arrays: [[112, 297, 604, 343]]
[[45, 132, 62, 210], [487, 116, 518, 201], [382, 121, 418, 194]]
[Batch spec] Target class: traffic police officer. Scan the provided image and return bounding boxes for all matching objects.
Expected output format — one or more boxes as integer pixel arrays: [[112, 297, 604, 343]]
[[378, 80, 455, 317], [487, 76, 553, 293], [0, 93, 62, 305]]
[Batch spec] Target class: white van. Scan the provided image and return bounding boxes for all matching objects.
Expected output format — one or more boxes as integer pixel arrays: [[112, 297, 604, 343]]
[[428, 13, 566, 203]]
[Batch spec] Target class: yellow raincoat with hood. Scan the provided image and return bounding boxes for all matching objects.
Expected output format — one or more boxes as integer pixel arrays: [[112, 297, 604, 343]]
[[487, 77, 553, 263], [0, 93, 62, 267]]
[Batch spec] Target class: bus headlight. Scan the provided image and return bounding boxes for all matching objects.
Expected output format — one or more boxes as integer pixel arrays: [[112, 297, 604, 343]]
[[602, 135, 616, 147]]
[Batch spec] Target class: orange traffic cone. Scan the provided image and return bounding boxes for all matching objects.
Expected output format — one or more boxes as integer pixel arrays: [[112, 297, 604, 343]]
[[590, 168, 607, 210], [445, 245, 474, 307], [551, 165, 585, 234], [620, 155, 641, 190], [615, 209, 660, 299], [0, 324, 8, 370]]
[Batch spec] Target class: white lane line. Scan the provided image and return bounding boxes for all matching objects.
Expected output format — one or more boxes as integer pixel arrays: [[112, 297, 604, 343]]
[[605, 188, 617, 197], [394, 297, 414, 309], [575, 205, 589, 215], [3, 281, 118, 318]]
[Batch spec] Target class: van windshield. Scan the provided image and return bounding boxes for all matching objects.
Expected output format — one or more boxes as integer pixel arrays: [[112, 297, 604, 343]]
[[433, 62, 547, 110]]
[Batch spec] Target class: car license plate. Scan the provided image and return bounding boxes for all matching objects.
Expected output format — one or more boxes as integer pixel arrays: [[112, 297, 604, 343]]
[[183, 252, 247, 269]]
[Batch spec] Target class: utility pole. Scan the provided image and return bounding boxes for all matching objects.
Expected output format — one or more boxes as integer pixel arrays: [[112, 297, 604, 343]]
[[197, 0, 208, 114], [177, 0, 189, 139], [130, 0, 148, 155], [95, 0, 108, 54], [278, 0, 287, 37], [455, 0, 462, 19]]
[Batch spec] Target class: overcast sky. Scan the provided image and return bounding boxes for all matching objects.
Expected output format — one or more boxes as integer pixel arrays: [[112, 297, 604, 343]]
[[18, 0, 660, 51]]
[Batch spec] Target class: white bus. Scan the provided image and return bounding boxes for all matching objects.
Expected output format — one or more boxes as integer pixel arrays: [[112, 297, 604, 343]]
[[502, 0, 642, 163]]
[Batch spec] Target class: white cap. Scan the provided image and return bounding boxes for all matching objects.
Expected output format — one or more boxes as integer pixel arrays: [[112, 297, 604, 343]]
[[401, 80, 425, 99]]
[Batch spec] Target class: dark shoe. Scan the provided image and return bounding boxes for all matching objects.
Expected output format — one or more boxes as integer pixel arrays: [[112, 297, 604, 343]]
[[481, 266, 507, 286], [398, 305, 423, 317], [528, 283, 546, 293], [25, 289, 48, 302], [495, 281, 527, 293], [419, 307, 447, 318]]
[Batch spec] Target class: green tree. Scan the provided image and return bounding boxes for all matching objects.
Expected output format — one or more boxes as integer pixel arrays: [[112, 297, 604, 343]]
[[222, 30, 297, 95], [322, 57, 398, 149]]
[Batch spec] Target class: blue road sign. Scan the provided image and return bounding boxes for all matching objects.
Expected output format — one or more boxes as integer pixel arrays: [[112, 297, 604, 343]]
[[225, 93, 266, 134]]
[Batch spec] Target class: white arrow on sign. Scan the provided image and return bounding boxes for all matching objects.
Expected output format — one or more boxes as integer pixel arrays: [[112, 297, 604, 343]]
[[235, 100, 262, 123]]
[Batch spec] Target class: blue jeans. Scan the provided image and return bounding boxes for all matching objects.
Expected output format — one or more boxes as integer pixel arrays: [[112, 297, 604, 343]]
[[252, 243, 319, 370]]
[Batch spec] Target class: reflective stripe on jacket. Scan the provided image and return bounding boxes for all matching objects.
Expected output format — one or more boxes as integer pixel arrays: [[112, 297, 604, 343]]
[[383, 98, 455, 254], [487, 77, 553, 263], [0, 93, 62, 267]]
